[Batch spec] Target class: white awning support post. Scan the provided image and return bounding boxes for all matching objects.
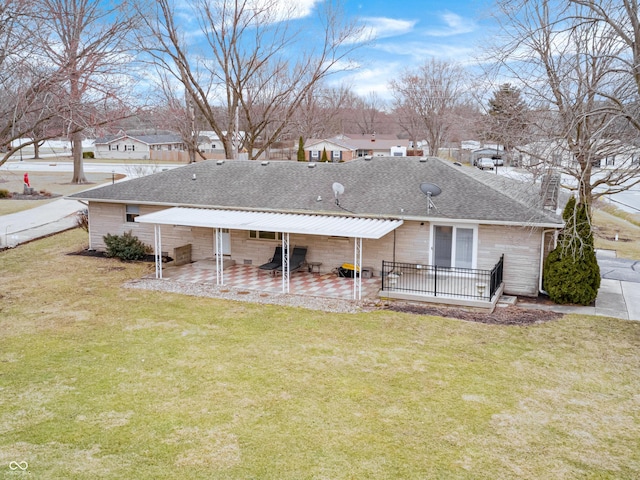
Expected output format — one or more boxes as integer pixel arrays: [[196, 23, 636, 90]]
[[154, 224, 163, 279], [353, 237, 362, 300], [281, 232, 290, 293], [215, 228, 224, 285]]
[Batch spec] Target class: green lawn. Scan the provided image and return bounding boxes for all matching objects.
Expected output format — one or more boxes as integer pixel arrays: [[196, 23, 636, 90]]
[[1, 229, 639, 479]]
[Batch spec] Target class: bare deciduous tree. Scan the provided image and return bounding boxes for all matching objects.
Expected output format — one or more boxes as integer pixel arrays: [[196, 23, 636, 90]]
[[34, 0, 139, 183], [491, 0, 640, 211], [566, 0, 640, 142], [389, 59, 469, 156], [0, 1, 65, 165], [138, 0, 368, 160], [152, 70, 205, 163]]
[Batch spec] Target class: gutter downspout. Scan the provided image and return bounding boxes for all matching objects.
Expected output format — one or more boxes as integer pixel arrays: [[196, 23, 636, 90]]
[[77, 200, 91, 250], [539, 229, 558, 295]]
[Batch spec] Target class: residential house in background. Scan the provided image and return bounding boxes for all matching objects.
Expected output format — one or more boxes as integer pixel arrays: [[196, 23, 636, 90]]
[[304, 134, 410, 161], [94, 133, 186, 160]]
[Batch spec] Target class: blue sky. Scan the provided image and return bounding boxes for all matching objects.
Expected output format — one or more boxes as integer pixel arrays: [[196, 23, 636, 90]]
[[330, 0, 496, 99], [169, 0, 497, 103]]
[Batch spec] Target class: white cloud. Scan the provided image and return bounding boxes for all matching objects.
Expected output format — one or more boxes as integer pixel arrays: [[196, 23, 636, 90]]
[[251, 0, 318, 21], [375, 41, 478, 64], [333, 63, 406, 101], [360, 17, 417, 40], [424, 11, 477, 37]]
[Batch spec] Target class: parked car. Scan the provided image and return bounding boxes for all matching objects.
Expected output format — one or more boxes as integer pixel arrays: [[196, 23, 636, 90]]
[[477, 158, 494, 170], [492, 156, 504, 166]]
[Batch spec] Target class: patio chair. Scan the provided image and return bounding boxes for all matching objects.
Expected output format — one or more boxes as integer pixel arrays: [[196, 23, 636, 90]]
[[258, 246, 283, 273], [276, 246, 308, 274]]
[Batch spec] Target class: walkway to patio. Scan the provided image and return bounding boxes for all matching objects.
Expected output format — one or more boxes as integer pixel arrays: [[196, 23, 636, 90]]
[[158, 260, 381, 300]]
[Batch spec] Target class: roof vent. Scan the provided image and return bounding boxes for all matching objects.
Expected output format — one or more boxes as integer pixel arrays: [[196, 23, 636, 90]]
[[216, 160, 225, 165], [261, 161, 269, 166], [308, 162, 316, 168]]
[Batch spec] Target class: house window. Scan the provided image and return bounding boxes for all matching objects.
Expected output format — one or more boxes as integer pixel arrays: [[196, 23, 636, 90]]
[[431, 225, 476, 269], [605, 156, 615, 166], [125, 205, 140, 223], [125, 144, 135, 151], [311, 150, 319, 159], [249, 230, 282, 241], [109, 144, 119, 151], [332, 150, 341, 161]]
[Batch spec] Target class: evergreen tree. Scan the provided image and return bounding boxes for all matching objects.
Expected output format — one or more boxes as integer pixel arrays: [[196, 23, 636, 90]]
[[543, 197, 601, 305], [485, 83, 529, 152], [297, 136, 306, 161], [321, 147, 328, 162]]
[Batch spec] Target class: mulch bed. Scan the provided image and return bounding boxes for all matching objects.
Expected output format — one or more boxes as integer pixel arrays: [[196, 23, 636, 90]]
[[67, 249, 171, 263], [384, 302, 563, 325], [1, 192, 61, 200]]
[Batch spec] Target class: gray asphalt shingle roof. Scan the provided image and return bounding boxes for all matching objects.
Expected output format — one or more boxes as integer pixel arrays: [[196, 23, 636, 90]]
[[69, 157, 563, 226], [94, 134, 183, 145]]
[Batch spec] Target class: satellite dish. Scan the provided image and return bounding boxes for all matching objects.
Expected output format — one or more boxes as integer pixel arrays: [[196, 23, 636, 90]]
[[420, 183, 441, 197], [332, 182, 345, 206], [419, 183, 441, 214]]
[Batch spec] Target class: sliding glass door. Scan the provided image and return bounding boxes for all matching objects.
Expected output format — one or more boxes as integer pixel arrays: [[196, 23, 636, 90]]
[[433, 225, 475, 269]]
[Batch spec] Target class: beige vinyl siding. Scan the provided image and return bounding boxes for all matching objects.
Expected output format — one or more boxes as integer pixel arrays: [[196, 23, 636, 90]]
[[478, 224, 542, 297], [87, 204, 545, 295]]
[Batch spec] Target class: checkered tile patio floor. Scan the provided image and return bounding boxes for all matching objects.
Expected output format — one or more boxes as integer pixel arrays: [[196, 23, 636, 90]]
[[159, 261, 381, 300]]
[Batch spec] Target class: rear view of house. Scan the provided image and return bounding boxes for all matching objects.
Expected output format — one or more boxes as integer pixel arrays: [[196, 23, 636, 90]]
[[68, 157, 563, 309]]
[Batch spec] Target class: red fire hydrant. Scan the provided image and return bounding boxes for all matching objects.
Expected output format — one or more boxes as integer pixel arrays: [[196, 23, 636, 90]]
[[23, 172, 30, 187]]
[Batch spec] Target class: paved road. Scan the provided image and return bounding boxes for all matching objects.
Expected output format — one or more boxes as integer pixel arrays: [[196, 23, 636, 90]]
[[598, 255, 640, 283], [1, 159, 182, 177]]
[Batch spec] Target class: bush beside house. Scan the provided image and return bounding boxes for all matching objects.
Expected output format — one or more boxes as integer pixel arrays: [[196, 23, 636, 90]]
[[103, 231, 151, 261], [543, 197, 600, 305]]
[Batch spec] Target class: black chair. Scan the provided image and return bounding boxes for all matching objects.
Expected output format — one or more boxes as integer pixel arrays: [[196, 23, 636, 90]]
[[276, 246, 308, 274], [258, 246, 283, 272]]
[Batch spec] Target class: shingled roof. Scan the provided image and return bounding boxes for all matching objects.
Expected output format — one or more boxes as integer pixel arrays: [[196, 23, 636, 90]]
[[69, 157, 563, 226], [94, 134, 183, 145]]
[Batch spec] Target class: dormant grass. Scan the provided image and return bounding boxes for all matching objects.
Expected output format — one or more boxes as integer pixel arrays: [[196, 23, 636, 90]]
[[1, 229, 639, 479]]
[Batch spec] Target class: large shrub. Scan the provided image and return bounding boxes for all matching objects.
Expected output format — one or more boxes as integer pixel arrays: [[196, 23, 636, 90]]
[[543, 197, 600, 305], [103, 231, 151, 261]]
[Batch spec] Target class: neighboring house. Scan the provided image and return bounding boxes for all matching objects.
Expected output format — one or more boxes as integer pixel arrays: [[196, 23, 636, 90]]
[[518, 139, 640, 170], [304, 134, 410, 161], [68, 157, 563, 309], [591, 141, 640, 170], [94, 134, 186, 160]]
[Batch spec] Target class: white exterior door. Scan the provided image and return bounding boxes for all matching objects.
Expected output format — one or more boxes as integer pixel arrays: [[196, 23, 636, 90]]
[[220, 229, 231, 255]]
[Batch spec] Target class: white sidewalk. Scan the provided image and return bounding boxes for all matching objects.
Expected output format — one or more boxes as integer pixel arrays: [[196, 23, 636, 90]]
[[0, 198, 84, 247]]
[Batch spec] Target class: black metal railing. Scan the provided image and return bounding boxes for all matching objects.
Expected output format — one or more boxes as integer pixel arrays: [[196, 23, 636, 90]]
[[381, 255, 504, 301]]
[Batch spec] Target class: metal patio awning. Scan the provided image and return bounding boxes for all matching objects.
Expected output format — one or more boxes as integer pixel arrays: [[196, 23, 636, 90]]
[[135, 207, 403, 239]]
